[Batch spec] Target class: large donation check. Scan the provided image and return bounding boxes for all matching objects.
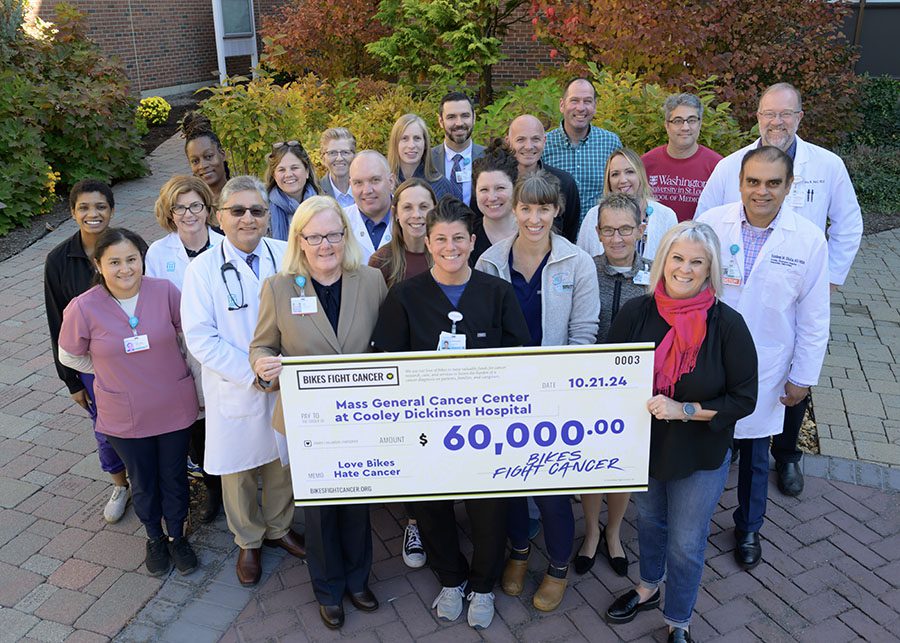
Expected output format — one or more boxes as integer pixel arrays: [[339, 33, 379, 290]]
[[279, 343, 654, 506]]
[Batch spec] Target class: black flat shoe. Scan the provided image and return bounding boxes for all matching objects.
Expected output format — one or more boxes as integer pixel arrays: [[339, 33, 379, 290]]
[[574, 535, 599, 575], [319, 603, 345, 629], [601, 527, 629, 577], [668, 627, 693, 642], [347, 586, 379, 612], [606, 588, 660, 624], [734, 529, 762, 570]]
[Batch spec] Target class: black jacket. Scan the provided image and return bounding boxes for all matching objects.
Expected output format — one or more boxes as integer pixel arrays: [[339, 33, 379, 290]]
[[44, 232, 95, 394], [371, 269, 530, 352], [607, 295, 758, 481]]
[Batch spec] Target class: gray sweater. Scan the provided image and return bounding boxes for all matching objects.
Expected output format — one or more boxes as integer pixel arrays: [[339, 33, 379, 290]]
[[595, 253, 651, 342], [476, 232, 600, 346]]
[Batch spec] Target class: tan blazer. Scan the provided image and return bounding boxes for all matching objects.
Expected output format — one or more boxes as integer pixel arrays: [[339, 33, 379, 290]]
[[249, 266, 388, 434]]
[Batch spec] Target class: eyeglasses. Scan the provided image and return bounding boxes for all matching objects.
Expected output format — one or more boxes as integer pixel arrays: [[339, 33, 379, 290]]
[[667, 116, 700, 127], [301, 230, 345, 246], [218, 206, 268, 218], [323, 150, 355, 159], [272, 140, 302, 152], [757, 110, 801, 121], [598, 225, 637, 238], [171, 201, 208, 216]]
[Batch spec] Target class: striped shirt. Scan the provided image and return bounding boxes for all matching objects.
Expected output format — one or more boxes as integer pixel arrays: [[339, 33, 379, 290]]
[[543, 123, 622, 223]]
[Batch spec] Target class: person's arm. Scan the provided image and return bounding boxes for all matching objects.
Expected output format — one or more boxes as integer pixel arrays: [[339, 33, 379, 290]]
[[824, 159, 862, 286], [249, 277, 283, 389], [690, 307, 759, 431], [44, 257, 84, 394], [576, 208, 601, 257], [560, 177, 581, 243], [58, 346, 94, 374], [787, 231, 831, 390], [370, 284, 413, 352], [694, 159, 727, 217], [566, 251, 601, 345]]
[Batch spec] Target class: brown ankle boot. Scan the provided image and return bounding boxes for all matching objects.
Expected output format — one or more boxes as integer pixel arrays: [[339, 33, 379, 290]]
[[533, 573, 568, 611]]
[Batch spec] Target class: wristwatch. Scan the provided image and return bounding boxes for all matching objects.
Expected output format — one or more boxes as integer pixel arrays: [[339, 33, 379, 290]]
[[682, 403, 696, 422]]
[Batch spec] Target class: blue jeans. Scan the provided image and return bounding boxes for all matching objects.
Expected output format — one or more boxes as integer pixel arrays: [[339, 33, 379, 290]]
[[733, 437, 770, 533], [633, 451, 730, 629], [508, 495, 574, 567]]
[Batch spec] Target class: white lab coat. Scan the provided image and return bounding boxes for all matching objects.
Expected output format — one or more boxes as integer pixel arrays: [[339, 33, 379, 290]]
[[576, 199, 678, 261], [697, 202, 830, 439], [343, 203, 392, 264], [145, 227, 225, 290], [695, 136, 862, 285], [180, 236, 288, 475]]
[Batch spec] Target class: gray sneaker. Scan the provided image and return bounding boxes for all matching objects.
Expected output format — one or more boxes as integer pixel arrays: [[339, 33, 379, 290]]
[[432, 583, 466, 621], [466, 591, 495, 629], [103, 485, 130, 524]]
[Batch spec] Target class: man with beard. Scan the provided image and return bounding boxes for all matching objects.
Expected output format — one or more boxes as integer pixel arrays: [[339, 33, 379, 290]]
[[696, 82, 862, 498], [431, 92, 485, 207]]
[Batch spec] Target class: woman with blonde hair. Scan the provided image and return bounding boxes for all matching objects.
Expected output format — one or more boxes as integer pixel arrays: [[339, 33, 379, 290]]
[[387, 114, 454, 200], [264, 140, 321, 241], [604, 221, 757, 643], [577, 148, 678, 261], [250, 195, 387, 630]]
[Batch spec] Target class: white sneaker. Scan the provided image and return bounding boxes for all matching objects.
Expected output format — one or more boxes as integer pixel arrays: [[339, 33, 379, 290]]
[[432, 583, 466, 621], [402, 523, 426, 568], [103, 485, 130, 524], [466, 591, 495, 630]]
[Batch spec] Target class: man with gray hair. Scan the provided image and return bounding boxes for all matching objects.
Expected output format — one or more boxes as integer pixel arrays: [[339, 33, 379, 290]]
[[182, 175, 306, 586], [319, 128, 357, 209], [642, 93, 723, 222]]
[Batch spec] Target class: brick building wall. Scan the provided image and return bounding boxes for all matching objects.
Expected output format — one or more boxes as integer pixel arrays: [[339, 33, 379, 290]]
[[26, 0, 555, 96]]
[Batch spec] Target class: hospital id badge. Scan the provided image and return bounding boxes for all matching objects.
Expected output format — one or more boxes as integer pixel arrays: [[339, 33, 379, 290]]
[[124, 334, 150, 354], [437, 331, 466, 351], [633, 269, 650, 285], [723, 261, 742, 286], [455, 169, 472, 183], [291, 296, 318, 315]]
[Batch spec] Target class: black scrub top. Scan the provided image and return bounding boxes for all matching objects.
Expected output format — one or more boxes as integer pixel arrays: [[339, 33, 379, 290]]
[[372, 269, 531, 352]]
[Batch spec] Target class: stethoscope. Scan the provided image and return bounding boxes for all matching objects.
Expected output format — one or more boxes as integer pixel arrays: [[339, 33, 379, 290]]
[[220, 241, 276, 311]]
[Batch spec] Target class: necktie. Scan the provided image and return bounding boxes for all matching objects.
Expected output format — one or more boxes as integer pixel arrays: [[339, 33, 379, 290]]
[[246, 253, 258, 278], [450, 154, 464, 200]]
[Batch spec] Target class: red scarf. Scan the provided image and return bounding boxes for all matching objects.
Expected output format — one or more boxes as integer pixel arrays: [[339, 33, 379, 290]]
[[652, 280, 714, 397]]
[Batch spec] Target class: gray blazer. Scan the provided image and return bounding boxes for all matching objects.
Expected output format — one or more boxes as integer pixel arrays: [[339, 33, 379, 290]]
[[430, 142, 486, 176]]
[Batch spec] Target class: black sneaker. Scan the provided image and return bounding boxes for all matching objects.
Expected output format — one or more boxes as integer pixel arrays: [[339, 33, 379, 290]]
[[145, 535, 172, 576], [169, 537, 198, 575]]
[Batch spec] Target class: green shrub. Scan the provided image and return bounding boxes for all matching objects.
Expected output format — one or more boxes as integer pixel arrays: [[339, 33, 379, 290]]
[[0, 69, 58, 234], [850, 75, 900, 148], [474, 69, 753, 156], [137, 96, 171, 126], [840, 143, 900, 215]]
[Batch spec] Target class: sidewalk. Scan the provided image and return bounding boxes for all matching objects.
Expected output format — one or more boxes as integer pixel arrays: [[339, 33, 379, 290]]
[[0, 133, 897, 642]]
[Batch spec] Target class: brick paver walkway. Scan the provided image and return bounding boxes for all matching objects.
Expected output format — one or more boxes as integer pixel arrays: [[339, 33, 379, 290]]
[[0, 132, 897, 642]]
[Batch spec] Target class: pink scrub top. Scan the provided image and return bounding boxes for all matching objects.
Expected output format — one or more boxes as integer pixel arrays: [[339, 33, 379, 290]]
[[58, 277, 199, 438]]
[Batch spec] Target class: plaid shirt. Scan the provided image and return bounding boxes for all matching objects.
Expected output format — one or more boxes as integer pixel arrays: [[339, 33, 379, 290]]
[[739, 207, 780, 282], [543, 123, 622, 223]]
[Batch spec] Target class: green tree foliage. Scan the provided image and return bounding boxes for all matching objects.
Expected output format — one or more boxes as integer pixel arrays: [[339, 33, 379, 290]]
[[532, 0, 860, 147], [0, 3, 146, 234], [367, 0, 527, 104]]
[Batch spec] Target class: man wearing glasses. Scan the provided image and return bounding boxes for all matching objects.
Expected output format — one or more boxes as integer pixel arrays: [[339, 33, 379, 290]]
[[319, 128, 357, 209], [696, 82, 862, 498], [643, 93, 723, 222], [182, 175, 306, 587]]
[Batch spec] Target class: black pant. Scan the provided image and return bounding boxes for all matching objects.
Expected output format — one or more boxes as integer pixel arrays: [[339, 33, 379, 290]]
[[106, 428, 191, 539], [771, 395, 808, 465], [188, 418, 222, 497], [415, 498, 508, 594], [304, 504, 373, 605]]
